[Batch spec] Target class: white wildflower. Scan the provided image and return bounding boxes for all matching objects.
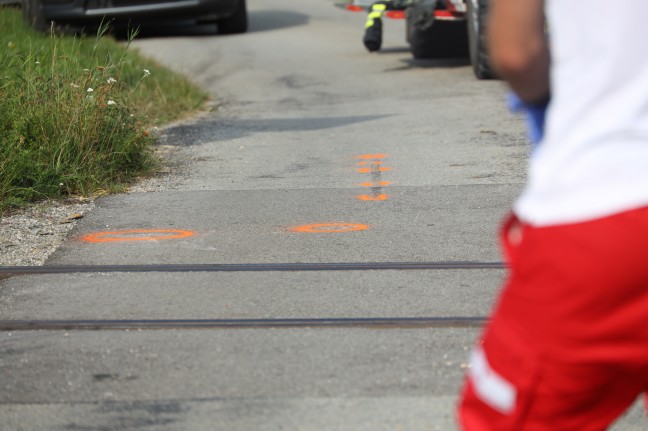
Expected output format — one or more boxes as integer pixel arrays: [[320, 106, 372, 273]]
[[107, 100, 116, 106], [87, 88, 94, 93], [143, 69, 151, 77], [107, 77, 117, 84]]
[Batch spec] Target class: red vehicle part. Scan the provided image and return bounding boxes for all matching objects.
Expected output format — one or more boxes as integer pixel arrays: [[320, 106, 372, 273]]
[[345, 4, 365, 11]]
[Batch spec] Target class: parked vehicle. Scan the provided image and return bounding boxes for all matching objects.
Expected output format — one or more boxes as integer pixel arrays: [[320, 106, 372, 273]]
[[342, 0, 495, 79], [22, 0, 248, 35]]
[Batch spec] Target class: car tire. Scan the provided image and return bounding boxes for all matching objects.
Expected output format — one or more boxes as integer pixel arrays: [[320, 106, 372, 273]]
[[22, 0, 49, 32], [217, 0, 247, 34], [406, 7, 468, 59], [467, 0, 496, 79]]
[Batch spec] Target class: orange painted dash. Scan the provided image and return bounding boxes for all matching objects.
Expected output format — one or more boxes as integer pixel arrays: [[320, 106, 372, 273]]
[[356, 154, 388, 160], [359, 181, 392, 187], [291, 223, 369, 233], [357, 194, 389, 201]]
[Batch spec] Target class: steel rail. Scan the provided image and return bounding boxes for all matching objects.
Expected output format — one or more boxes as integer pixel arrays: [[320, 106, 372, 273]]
[[0, 317, 487, 331], [0, 261, 505, 275]]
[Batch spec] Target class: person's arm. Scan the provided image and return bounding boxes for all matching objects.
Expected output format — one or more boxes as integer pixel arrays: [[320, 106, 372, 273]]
[[488, 0, 549, 105]]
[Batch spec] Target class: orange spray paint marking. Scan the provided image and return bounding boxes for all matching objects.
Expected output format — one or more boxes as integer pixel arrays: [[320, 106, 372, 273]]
[[356, 154, 388, 160], [360, 181, 392, 187], [355, 153, 391, 202], [83, 229, 195, 243], [291, 223, 369, 233], [357, 194, 389, 201], [358, 167, 391, 173]]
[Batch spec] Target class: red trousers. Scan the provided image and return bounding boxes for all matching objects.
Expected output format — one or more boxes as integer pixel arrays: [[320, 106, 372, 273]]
[[458, 206, 648, 430]]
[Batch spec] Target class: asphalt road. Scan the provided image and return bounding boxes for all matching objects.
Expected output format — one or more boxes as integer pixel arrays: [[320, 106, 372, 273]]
[[1, 0, 645, 429]]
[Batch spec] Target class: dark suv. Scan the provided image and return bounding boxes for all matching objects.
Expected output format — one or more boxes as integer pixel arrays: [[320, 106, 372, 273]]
[[22, 0, 247, 34]]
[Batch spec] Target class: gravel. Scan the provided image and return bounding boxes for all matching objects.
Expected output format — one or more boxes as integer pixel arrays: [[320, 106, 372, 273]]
[[0, 120, 197, 267], [0, 168, 189, 267], [0, 199, 96, 266]]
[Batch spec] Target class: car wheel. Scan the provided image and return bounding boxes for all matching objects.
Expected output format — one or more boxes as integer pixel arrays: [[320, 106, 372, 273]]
[[406, 2, 468, 60], [467, 0, 496, 79], [217, 0, 247, 34], [22, 0, 49, 32], [407, 19, 468, 59]]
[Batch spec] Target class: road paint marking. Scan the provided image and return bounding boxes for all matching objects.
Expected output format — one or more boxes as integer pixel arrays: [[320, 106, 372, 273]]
[[82, 229, 195, 243], [357, 154, 388, 160], [354, 154, 393, 201], [358, 167, 390, 173], [291, 223, 369, 233], [359, 181, 392, 187], [357, 194, 389, 201]]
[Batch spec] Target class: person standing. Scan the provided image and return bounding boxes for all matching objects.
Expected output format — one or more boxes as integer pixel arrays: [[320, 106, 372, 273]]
[[458, 0, 648, 429]]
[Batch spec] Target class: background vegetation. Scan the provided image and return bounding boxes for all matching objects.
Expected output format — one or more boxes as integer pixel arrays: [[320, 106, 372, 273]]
[[0, 7, 208, 212]]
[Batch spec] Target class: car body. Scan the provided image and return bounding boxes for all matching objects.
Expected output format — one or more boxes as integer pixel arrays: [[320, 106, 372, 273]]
[[23, 0, 248, 34]]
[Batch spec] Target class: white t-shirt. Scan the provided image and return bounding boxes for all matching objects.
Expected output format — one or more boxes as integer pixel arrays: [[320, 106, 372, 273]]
[[514, 0, 648, 226]]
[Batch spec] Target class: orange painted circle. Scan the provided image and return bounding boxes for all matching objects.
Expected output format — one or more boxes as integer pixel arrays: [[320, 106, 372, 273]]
[[291, 223, 369, 233], [82, 229, 195, 243]]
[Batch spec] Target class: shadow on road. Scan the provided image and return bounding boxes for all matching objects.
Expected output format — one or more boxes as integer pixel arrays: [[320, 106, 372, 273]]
[[114, 9, 309, 39], [366, 47, 471, 72], [383, 57, 471, 72], [247, 10, 309, 33], [159, 114, 392, 146], [376, 47, 413, 55]]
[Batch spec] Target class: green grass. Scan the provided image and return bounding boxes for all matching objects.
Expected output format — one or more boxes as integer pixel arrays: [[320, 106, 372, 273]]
[[0, 7, 208, 213]]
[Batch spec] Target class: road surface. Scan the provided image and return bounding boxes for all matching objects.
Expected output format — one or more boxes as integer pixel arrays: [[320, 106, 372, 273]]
[[1, 0, 644, 429]]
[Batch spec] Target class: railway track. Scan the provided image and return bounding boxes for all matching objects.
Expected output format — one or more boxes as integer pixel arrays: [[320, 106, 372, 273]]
[[0, 261, 499, 331], [0, 261, 505, 275], [0, 317, 487, 331]]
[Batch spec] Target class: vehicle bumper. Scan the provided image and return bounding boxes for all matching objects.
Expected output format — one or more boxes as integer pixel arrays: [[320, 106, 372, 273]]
[[41, 0, 240, 23]]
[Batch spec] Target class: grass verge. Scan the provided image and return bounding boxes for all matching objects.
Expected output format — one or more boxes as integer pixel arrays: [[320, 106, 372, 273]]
[[0, 6, 208, 213]]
